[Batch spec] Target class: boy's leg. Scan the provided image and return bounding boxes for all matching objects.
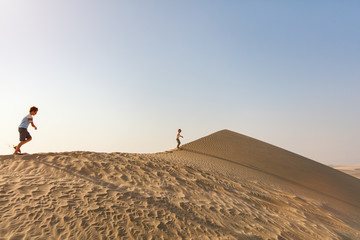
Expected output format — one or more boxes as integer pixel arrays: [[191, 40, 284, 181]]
[[13, 145, 21, 153], [14, 138, 32, 154], [177, 139, 181, 149], [15, 128, 32, 154]]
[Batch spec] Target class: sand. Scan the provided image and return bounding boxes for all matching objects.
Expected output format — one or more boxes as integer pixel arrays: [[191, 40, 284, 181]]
[[0, 130, 359, 239]]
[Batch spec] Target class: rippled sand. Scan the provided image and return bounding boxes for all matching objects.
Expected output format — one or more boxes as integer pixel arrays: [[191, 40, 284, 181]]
[[0, 130, 359, 239]]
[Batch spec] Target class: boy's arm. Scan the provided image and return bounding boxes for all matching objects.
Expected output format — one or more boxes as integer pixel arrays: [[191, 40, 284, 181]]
[[31, 122, 37, 130]]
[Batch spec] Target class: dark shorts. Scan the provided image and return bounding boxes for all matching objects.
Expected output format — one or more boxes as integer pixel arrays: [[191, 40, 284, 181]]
[[176, 138, 181, 145], [19, 128, 32, 141]]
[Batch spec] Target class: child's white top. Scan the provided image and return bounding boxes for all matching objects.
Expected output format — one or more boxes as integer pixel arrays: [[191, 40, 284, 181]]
[[19, 114, 33, 129]]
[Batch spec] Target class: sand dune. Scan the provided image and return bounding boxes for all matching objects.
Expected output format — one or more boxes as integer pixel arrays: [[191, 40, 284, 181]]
[[165, 130, 360, 208], [0, 130, 359, 239]]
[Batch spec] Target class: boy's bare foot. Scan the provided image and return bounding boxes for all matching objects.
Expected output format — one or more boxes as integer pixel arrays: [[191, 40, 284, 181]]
[[14, 146, 21, 154], [13, 146, 21, 153]]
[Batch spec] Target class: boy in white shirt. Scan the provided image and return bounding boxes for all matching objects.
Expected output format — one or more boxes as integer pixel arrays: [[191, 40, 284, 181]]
[[14, 106, 38, 155], [176, 129, 183, 149]]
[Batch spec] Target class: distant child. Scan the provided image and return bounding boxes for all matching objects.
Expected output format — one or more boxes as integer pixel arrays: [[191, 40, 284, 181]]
[[176, 129, 183, 149], [14, 106, 38, 155]]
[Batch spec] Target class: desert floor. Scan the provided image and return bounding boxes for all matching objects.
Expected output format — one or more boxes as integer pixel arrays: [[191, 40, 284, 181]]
[[1, 130, 359, 239]]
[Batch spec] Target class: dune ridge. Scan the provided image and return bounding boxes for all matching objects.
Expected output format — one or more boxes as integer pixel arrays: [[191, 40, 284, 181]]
[[332, 165, 360, 179], [0, 130, 359, 239]]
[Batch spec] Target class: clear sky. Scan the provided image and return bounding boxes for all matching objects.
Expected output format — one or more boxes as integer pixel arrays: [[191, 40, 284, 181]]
[[1, 1, 359, 165]]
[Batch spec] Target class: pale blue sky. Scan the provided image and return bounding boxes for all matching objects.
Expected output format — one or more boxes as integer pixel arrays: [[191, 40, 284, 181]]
[[1, 1, 359, 165]]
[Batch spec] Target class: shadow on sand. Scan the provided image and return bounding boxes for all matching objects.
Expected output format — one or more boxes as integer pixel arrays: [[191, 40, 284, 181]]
[[182, 148, 360, 209]]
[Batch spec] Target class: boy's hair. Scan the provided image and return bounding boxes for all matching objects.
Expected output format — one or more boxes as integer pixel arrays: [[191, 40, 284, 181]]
[[29, 106, 38, 113], [178, 129, 181, 132]]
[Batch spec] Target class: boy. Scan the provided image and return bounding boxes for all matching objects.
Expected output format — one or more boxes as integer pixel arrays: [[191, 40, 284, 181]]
[[14, 106, 38, 155], [176, 129, 183, 149]]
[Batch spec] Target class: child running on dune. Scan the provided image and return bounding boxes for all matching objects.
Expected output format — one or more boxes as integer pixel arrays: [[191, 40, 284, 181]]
[[14, 106, 38, 155], [176, 129, 183, 149]]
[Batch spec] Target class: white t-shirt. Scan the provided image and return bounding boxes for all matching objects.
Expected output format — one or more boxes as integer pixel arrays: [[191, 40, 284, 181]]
[[19, 114, 33, 129]]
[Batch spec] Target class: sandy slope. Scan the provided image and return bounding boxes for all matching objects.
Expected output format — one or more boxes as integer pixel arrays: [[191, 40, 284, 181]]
[[0, 130, 359, 239], [164, 130, 360, 208]]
